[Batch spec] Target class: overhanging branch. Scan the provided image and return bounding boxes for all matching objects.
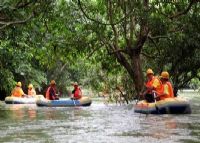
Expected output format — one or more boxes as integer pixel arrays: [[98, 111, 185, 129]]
[[77, 0, 133, 26], [141, 52, 156, 59], [169, 0, 199, 19], [147, 35, 161, 56], [110, 49, 127, 54], [0, 12, 34, 30]]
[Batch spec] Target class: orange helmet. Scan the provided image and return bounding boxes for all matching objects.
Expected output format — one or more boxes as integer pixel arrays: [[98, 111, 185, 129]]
[[161, 71, 169, 79], [146, 68, 154, 75], [16, 82, 22, 87]]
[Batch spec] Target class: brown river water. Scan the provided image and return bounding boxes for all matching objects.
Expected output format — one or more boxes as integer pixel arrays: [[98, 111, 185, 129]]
[[0, 90, 199, 143]]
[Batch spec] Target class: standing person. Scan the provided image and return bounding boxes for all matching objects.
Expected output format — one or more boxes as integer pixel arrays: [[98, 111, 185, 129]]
[[46, 80, 59, 100], [11, 82, 27, 98], [155, 71, 174, 100], [71, 82, 82, 100], [141, 68, 163, 103], [27, 84, 36, 97]]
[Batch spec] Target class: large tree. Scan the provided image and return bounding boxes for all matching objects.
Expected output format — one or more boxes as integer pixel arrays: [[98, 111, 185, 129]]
[[76, 0, 200, 95]]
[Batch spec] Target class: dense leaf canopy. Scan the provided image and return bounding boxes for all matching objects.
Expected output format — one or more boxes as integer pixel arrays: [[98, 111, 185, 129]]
[[0, 0, 199, 100]]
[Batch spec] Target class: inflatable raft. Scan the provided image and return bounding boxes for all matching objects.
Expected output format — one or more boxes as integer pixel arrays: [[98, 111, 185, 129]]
[[5, 95, 43, 104], [134, 97, 191, 114], [36, 96, 92, 107]]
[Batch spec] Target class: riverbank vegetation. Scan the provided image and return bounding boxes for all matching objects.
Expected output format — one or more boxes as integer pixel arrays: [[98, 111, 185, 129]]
[[0, 0, 200, 101]]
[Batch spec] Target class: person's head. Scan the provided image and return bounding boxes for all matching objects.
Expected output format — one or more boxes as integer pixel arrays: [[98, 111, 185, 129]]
[[72, 82, 78, 88], [50, 80, 56, 87], [28, 84, 33, 89], [160, 71, 169, 83], [146, 68, 154, 80], [16, 82, 22, 87]]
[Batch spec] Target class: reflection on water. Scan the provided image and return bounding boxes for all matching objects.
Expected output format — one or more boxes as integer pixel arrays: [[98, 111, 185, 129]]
[[0, 91, 199, 143]]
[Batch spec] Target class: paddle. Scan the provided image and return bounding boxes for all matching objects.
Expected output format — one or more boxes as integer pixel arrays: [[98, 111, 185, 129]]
[[72, 98, 76, 106], [70, 92, 76, 106], [153, 92, 160, 114]]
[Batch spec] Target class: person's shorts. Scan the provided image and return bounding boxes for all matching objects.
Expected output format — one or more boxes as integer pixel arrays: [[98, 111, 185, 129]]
[[145, 94, 155, 103]]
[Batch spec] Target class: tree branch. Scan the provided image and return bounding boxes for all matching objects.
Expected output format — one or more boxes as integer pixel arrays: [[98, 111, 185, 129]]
[[149, 35, 169, 39], [147, 35, 161, 56], [15, 0, 36, 10], [134, 0, 149, 53], [0, 13, 34, 30], [141, 52, 156, 59], [110, 49, 127, 54], [86, 44, 104, 59], [77, 0, 133, 26], [169, 0, 199, 19], [107, 1, 119, 49]]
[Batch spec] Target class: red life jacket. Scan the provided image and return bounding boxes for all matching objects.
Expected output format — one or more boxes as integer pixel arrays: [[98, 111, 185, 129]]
[[74, 87, 82, 100], [46, 86, 56, 100]]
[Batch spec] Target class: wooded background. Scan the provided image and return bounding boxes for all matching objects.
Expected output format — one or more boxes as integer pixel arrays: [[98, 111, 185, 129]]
[[0, 0, 199, 100]]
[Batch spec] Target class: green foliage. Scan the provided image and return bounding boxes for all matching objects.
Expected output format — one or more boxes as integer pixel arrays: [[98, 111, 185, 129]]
[[0, 0, 200, 100], [0, 68, 15, 94], [189, 78, 200, 90]]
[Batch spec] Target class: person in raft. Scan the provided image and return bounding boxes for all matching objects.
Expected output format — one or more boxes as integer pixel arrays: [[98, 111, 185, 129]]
[[141, 68, 163, 103], [46, 80, 59, 100], [11, 82, 27, 98], [155, 71, 174, 101], [71, 82, 82, 100], [27, 84, 36, 98]]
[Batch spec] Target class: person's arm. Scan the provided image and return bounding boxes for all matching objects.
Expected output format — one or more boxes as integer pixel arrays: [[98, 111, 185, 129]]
[[152, 79, 160, 90], [155, 92, 166, 99], [71, 89, 75, 98], [145, 84, 154, 90], [79, 88, 82, 97], [155, 84, 168, 99], [20, 89, 28, 97]]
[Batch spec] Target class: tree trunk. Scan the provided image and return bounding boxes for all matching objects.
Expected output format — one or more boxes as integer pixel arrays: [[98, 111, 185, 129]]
[[131, 55, 144, 95]]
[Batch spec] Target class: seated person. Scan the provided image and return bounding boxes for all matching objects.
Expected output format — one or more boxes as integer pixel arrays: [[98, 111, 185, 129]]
[[155, 71, 174, 100], [11, 82, 27, 98], [45, 80, 59, 100], [27, 84, 36, 97], [71, 82, 82, 100], [141, 69, 163, 103]]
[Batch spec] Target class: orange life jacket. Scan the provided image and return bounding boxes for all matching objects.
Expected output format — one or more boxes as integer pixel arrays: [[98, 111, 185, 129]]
[[11, 87, 24, 97], [146, 76, 163, 94], [160, 81, 174, 100], [166, 81, 174, 98]]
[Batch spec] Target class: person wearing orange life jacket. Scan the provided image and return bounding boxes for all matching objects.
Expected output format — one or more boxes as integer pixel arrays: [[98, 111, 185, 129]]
[[155, 71, 174, 100], [142, 68, 163, 103], [71, 82, 82, 100], [27, 84, 36, 97], [11, 82, 27, 98], [46, 80, 59, 100]]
